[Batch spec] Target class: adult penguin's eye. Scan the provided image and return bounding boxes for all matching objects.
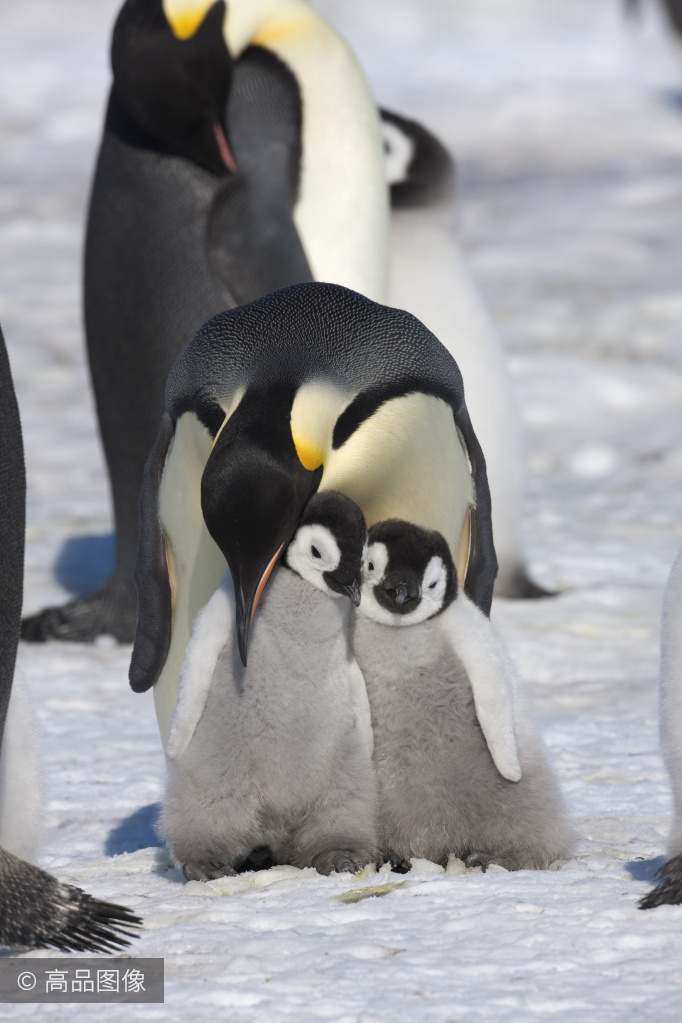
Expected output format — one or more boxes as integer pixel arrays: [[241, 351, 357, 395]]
[[311, 545, 321, 559]]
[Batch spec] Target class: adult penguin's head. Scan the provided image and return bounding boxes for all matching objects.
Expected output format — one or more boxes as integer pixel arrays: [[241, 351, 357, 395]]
[[200, 386, 323, 666], [111, 0, 235, 176]]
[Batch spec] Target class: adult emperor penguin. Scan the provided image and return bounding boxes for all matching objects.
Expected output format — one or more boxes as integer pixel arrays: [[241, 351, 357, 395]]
[[22, 0, 389, 643], [0, 326, 140, 951], [162, 491, 377, 879], [128, 283, 497, 759], [352, 519, 573, 871], [640, 544, 682, 909], [381, 110, 547, 598]]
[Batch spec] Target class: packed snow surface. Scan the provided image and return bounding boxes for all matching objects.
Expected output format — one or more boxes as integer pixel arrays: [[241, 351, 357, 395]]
[[1, 0, 682, 1019]]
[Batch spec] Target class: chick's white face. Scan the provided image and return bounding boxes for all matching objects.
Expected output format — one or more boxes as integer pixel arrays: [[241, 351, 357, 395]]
[[285, 523, 341, 594], [360, 544, 449, 627]]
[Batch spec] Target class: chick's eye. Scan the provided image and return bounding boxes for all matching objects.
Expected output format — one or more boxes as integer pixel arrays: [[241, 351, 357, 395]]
[[429, 581, 437, 589], [368, 561, 374, 572], [311, 545, 321, 559]]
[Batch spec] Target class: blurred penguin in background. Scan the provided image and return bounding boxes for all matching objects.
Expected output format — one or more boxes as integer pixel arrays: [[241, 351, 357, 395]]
[[381, 110, 546, 599], [22, 0, 388, 644], [0, 326, 140, 952], [640, 545, 682, 909]]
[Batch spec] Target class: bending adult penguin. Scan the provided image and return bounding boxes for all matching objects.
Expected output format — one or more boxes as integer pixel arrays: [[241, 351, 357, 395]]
[[163, 491, 377, 879], [0, 326, 140, 952], [128, 282, 497, 751], [640, 544, 682, 909], [352, 519, 573, 872], [22, 0, 388, 643], [381, 109, 547, 598]]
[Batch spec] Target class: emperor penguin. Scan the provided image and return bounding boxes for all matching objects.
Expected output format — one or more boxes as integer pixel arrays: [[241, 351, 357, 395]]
[[381, 110, 547, 599], [640, 544, 682, 909], [162, 491, 377, 879], [352, 519, 573, 871], [0, 326, 140, 951], [127, 283, 498, 758], [22, 0, 389, 643]]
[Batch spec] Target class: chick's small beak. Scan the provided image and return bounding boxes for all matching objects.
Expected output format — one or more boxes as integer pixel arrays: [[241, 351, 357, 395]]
[[324, 572, 362, 607]]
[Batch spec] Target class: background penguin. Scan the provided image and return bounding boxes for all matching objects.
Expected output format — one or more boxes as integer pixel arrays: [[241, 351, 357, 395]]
[[162, 491, 377, 880], [639, 544, 682, 909], [22, 0, 388, 643], [0, 326, 140, 951], [127, 282, 498, 752], [381, 109, 548, 599], [352, 518, 574, 872]]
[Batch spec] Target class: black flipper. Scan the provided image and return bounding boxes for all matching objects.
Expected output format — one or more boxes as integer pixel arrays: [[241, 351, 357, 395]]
[[207, 45, 312, 303], [0, 325, 142, 952], [638, 854, 682, 910], [0, 848, 141, 953], [129, 413, 175, 693]]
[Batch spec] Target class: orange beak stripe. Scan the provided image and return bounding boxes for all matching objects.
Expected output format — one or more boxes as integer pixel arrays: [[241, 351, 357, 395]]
[[250, 545, 284, 625], [214, 123, 237, 172]]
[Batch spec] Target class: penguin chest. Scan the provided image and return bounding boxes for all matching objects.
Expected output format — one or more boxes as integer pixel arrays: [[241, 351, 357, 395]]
[[195, 571, 356, 814], [352, 617, 487, 826]]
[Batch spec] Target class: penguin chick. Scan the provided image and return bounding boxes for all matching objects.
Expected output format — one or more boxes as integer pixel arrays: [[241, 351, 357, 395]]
[[640, 544, 682, 909], [162, 491, 377, 881], [353, 519, 574, 872]]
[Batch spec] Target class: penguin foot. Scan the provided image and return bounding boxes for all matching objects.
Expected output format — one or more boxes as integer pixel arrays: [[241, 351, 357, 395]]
[[182, 861, 237, 882], [639, 854, 682, 909], [0, 847, 141, 953], [21, 585, 137, 644], [376, 852, 412, 874], [464, 853, 491, 872], [311, 849, 369, 876]]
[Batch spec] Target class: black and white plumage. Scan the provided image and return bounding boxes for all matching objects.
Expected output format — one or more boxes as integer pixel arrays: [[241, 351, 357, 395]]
[[352, 519, 574, 872], [0, 326, 141, 953], [162, 491, 377, 879], [640, 545, 682, 909], [381, 109, 548, 599], [22, 0, 388, 644], [128, 283, 498, 754]]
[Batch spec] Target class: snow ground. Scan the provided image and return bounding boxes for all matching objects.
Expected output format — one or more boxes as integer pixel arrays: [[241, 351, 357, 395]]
[[1, 0, 682, 1019]]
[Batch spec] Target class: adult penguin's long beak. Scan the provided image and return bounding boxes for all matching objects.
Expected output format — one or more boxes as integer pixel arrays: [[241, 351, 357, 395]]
[[201, 400, 323, 667], [234, 545, 283, 666]]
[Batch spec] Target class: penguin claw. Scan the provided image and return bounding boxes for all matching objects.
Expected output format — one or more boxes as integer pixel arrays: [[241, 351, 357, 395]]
[[21, 585, 136, 644], [182, 861, 237, 882], [312, 849, 368, 876], [376, 853, 411, 874]]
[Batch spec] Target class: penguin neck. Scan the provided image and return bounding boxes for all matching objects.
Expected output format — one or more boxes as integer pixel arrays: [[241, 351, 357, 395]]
[[224, 0, 389, 301], [105, 85, 179, 159], [254, 565, 351, 653]]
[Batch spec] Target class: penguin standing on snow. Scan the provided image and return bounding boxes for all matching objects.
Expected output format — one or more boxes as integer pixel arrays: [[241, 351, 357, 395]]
[[352, 519, 573, 872], [0, 326, 140, 952], [127, 283, 497, 766], [162, 492, 377, 879], [22, 0, 388, 643], [381, 110, 546, 599], [640, 544, 682, 909]]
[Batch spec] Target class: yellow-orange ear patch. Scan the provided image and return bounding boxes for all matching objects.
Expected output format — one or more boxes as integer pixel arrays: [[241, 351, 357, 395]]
[[293, 437, 324, 472], [162, 0, 219, 40]]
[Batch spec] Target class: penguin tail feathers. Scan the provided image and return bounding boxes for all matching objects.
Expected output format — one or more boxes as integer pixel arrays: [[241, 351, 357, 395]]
[[0, 846, 141, 952], [638, 853, 682, 910]]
